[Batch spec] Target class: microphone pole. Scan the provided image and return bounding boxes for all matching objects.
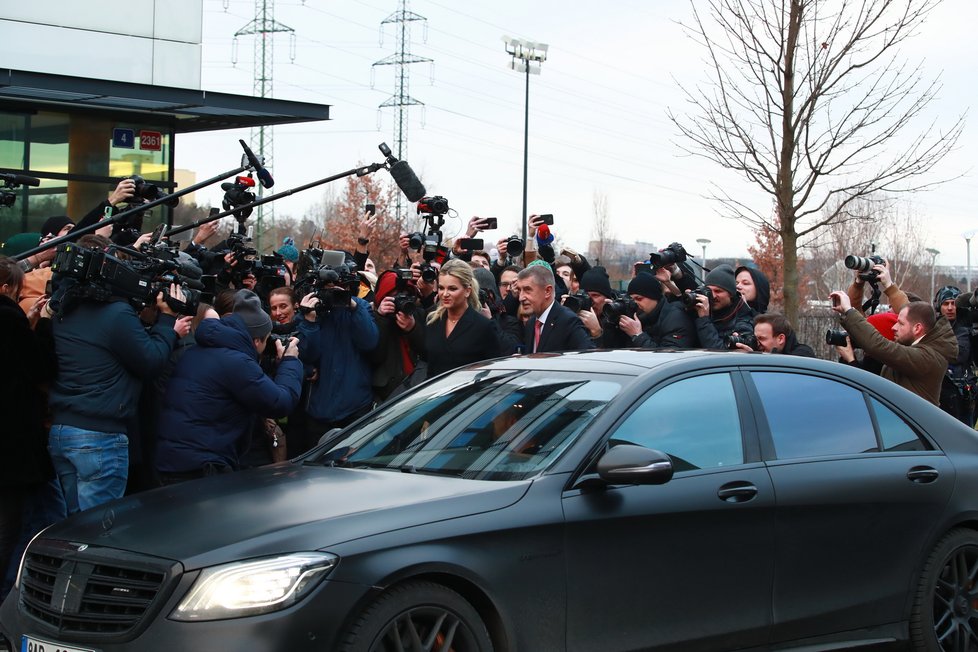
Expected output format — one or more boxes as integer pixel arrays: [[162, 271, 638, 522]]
[[12, 163, 254, 262], [167, 162, 387, 238]]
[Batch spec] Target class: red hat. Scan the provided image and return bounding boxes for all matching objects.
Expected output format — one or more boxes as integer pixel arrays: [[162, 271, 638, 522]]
[[867, 311, 898, 341]]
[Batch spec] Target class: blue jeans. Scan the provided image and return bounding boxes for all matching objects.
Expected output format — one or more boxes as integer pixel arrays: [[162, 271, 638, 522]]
[[48, 425, 129, 515]]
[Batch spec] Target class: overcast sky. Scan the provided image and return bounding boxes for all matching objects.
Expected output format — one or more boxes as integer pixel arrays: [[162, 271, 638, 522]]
[[177, 0, 978, 267]]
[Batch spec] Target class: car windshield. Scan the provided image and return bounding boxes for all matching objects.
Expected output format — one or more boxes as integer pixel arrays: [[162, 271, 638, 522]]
[[314, 369, 626, 481]]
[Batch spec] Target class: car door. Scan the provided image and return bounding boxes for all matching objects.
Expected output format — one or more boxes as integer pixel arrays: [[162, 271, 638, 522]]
[[745, 370, 955, 643], [562, 371, 775, 652]]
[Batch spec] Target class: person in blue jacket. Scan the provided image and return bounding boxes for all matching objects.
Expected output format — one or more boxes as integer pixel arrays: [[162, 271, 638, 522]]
[[155, 290, 303, 483], [296, 282, 379, 453]]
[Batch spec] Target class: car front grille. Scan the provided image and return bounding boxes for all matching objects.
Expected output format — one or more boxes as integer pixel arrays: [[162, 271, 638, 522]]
[[18, 540, 177, 639]]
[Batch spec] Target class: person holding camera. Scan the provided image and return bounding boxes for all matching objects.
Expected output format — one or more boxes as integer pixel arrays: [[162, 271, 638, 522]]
[[846, 259, 909, 315], [750, 312, 814, 356], [295, 272, 379, 452], [369, 270, 426, 402], [47, 235, 192, 514], [155, 290, 303, 483], [934, 286, 977, 425], [516, 262, 595, 354], [830, 290, 957, 405], [690, 264, 756, 351], [575, 267, 630, 348], [617, 272, 698, 349]]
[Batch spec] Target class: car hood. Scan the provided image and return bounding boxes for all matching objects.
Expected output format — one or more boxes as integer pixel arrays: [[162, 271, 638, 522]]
[[40, 464, 531, 570]]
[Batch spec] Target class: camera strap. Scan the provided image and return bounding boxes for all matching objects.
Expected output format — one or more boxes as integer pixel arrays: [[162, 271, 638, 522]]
[[862, 282, 882, 315]]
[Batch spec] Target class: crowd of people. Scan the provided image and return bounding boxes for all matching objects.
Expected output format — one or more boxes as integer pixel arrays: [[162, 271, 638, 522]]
[[1, 187, 975, 601]]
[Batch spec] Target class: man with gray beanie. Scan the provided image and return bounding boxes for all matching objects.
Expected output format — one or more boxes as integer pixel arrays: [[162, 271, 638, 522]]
[[690, 263, 756, 350], [618, 272, 699, 349], [155, 289, 303, 483]]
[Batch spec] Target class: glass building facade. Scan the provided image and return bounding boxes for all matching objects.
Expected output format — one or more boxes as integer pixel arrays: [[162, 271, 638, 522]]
[[0, 109, 173, 242]]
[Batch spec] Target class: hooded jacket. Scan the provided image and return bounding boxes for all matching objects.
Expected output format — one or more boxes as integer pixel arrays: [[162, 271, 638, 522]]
[[155, 314, 303, 472], [630, 297, 699, 349], [841, 309, 959, 405], [736, 266, 770, 314], [695, 297, 756, 351]]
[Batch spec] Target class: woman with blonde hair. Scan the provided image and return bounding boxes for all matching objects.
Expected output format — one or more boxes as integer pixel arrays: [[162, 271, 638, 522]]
[[422, 259, 501, 377]]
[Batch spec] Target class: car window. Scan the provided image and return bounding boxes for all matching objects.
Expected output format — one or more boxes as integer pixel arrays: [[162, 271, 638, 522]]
[[751, 372, 878, 459], [610, 373, 743, 472], [319, 369, 627, 481], [870, 397, 930, 452]]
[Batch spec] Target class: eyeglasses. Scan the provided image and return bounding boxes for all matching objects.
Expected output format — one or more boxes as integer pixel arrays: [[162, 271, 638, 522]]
[[499, 281, 513, 288]]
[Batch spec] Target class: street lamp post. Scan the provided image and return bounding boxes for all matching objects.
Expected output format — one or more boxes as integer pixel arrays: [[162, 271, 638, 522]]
[[696, 238, 711, 282], [504, 36, 547, 245], [925, 247, 940, 302], [965, 231, 977, 293]]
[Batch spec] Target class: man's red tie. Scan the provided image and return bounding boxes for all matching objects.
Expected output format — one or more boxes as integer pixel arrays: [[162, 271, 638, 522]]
[[533, 319, 542, 353]]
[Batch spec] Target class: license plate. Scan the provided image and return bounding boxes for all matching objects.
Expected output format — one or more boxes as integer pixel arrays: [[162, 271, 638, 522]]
[[21, 635, 96, 652]]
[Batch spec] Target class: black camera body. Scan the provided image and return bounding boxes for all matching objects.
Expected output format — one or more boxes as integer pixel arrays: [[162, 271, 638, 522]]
[[726, 332, 760, 351], [417, 196, 450, 216], [293, 249, 360, 317], [506, 235, 525, 258], [51, 243, 200, 317], [390, 268, 419, 314], [562, 290, 593, 313], [602, 293, 640, 327], [650, 242, 688, 269], [844, 254, 885, 282], [682, 285, 714, 310], [129, 175, 179, 208], [221, 176, 257, 219]]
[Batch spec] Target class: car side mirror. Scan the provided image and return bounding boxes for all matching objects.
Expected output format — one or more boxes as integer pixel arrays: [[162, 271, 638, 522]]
[[596, 445, 674, 486]]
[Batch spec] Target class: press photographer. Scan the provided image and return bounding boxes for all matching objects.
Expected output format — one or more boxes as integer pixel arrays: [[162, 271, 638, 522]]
[[617, 272, 698, 349], [830, 289, 956, 405], [749, 313, 814, 356], [576, 267, 631, 348], [689, 264, 756, 351], [369, 268, 425, 402], [934, 286, 977, 425], [46, 233, 192, 514]]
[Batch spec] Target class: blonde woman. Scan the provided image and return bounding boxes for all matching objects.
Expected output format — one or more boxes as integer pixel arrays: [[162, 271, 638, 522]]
[[422, 259, 501, 377]]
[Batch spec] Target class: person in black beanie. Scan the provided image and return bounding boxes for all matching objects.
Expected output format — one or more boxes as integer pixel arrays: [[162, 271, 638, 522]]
[[576, 266, 630, 347], [618, 272, 699, 349], [690, 264, 756, 350]]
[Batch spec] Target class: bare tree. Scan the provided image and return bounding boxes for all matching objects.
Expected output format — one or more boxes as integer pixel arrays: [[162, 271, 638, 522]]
[[669, 0, 963, 323], [590, 190, 615, 266]]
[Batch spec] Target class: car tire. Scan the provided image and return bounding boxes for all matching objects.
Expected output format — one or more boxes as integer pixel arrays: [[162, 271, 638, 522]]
[[340, 580, 494, 652], [910, 528, 978, 652]]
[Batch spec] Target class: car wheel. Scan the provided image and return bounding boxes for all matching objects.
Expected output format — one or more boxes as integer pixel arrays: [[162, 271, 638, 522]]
[[911, 528, 978, 651], [340, 580, 493, 652]]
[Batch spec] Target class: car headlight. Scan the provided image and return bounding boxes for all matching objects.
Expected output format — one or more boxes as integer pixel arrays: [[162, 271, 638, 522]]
[[171, 552, 338, 621]]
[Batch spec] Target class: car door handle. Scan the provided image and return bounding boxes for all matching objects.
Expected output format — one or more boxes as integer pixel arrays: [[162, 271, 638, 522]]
[[907, 466, 940, 484], [717, 482, 758, 503]]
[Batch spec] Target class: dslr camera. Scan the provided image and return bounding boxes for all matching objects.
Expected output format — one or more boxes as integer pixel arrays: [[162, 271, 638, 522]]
[[681, 285, 713, 311], [602, 293, 640, 327], [650, 242, 688, 269], [844, 254, 885, 283], [562, 290, 593, 314], [726, 332, 760, 351]]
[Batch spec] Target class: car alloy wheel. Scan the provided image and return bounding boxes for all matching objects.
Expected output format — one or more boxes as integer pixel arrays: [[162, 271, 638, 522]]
[[912, 528, 978, 652]]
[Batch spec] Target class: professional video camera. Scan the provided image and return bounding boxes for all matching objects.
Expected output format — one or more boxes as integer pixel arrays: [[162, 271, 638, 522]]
[[602, 293, 640, 327], [562, 290, 593, 314], [50, 242, 201, 317], [650, 242, 689, 269], [844, 254, 885, 283], [293, 248, 360, 316], [413, 197, 452, 283], [681, 285, 713, 311], [726, 332, 760, 351], [221, 175, 257, 220], [218, 231, 288, 296], [0, 172, 40, 208]]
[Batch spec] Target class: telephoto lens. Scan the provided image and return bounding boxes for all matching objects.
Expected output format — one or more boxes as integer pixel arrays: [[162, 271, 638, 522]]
[[825, 329, 849, 347]]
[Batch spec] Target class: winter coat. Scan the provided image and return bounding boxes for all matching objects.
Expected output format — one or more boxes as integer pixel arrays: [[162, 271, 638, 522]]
[[49, 300, 178, 434], [841, 309, 958, 405], [695, 298, 756, 351], [0, 295, 56, 488], [630, 298, 699, 349], [297, 296, 379, 422], [780, 331, 816, 357], [155, 315, 303, 472]]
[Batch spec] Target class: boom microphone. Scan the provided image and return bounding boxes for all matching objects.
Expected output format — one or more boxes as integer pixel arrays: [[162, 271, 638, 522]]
[[0, 172, 41, 187], [389, 160, 427, 203], [238, 139, 274, 189]]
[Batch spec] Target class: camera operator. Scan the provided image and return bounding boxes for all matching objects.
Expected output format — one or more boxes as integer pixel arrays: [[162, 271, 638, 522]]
[[616, 272, 698, 349], [154, 290, 302, 483], [296, 274, 379, 454], [576, 267, 630, 348], [749, 312, 814, 356], [934, 286, 977, 425], [691, 264, 756, 351], [516, 262, 595, 353], [47, 234, 192, 514], [846, 258, 909, 315], [369, 270, 426, 402], [830, 290, 957, 405]]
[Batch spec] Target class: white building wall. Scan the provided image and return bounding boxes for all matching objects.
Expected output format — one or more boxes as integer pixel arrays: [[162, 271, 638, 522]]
[[0, 0, 203, 89]]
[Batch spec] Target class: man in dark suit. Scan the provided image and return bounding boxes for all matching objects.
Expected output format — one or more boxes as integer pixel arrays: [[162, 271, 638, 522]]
[[516, 263, 595, 353]]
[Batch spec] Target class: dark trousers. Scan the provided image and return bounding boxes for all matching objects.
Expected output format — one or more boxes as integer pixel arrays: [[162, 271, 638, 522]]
[[299, 404, 373, 455], [158, 462, 233, 486]]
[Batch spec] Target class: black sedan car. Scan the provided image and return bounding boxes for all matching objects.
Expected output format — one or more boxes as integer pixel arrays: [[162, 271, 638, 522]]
[[2, 350, 978, 652]]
